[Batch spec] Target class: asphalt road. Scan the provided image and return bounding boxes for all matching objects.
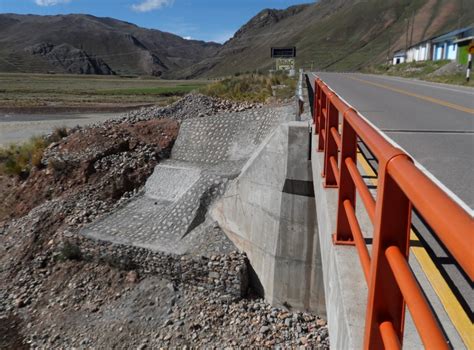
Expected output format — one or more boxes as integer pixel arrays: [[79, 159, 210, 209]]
[[309, 72, 474, 209]]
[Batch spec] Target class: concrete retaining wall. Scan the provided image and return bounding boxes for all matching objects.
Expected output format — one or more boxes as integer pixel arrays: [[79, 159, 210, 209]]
[[212, 122, 325, 313]]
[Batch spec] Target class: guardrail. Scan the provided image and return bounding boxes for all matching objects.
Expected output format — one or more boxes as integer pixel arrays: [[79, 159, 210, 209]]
[[296, 69, 305, 120], [307, 75, 473, 349]]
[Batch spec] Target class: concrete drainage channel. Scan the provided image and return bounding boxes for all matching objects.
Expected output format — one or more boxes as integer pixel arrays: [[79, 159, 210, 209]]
[[82, 103, 327, 314]]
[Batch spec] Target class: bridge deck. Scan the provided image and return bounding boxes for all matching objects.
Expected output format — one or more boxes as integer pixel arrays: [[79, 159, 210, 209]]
[[306, 73, 473, 348]]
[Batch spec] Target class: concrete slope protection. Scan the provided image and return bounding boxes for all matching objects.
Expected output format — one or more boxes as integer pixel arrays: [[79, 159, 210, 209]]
[[82, 106, 293, 256], [313, 72, 474, 208]]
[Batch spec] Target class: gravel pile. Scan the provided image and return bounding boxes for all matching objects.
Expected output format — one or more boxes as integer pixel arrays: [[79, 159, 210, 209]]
[[120, 93, 264, 123], [429, 60, 466, 76]]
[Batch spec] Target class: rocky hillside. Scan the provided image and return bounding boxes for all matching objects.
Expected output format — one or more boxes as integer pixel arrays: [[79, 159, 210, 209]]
[[0, 14, 220, 76], [180, 0, 474, 77]]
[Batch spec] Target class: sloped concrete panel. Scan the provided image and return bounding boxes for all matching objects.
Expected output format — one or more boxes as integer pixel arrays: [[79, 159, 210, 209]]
[[212, 122, 325, 313]]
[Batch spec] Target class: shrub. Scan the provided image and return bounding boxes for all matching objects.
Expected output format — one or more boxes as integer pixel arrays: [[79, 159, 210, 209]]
[[200, 72, 296, 102], [100, 254, 138, 271], [49, 127, 68, 142], [0, 136, 48, 178], [60, 241, 83, 261]]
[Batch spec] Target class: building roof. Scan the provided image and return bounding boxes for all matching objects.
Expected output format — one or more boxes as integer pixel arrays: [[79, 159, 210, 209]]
[[393, 26, 473, 54], [432, 26, 474, 43], [454, 36, 474, 44]]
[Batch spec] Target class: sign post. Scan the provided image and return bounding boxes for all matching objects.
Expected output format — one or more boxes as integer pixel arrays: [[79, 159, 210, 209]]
[[467, 43, 474, 83]]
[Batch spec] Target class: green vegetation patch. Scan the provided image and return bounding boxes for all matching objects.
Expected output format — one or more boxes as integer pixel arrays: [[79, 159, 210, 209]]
[[0, 137, 47, 177], [0, 127, 67, 178], [200, 73, 296, 102]]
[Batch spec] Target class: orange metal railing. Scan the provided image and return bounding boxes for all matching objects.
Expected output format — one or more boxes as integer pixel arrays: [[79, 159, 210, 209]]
[[310, 76, 473, 349]]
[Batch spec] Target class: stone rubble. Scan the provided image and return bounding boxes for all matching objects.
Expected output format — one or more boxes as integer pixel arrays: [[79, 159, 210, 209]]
[[119, 92, 264, 123]]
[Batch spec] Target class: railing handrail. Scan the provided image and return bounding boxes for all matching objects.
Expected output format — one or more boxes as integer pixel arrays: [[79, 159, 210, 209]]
[[387, 156, 473, 277], [307, 73, 473, 349]]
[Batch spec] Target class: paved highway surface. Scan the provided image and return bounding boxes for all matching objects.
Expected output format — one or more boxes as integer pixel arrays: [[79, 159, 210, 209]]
[[310, 72, 474, 209]]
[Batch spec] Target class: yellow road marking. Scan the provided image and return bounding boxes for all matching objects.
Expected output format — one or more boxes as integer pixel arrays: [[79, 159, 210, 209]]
[[349, 76, 474, 115], [410, 233, 474, 348], [357, 150, 473, 347]]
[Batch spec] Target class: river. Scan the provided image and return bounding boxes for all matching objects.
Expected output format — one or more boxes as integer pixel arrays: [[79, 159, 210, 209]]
[[0, 112, 122, 146]]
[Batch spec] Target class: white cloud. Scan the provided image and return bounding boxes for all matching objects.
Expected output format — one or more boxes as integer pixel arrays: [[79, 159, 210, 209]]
[[132, 0, 174, 13], [183, 36, 192, 40], [35, 0, 70, 6]]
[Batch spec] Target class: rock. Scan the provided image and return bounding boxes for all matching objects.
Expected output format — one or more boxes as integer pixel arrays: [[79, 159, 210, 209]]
[[126, 271, 139, 284], [14, 298, 25, 308], [208, 271, 220, 279], [316, 318, 327, 327]]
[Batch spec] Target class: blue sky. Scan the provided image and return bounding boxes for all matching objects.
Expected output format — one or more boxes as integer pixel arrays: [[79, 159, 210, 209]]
[[0, 0, 312, 43]]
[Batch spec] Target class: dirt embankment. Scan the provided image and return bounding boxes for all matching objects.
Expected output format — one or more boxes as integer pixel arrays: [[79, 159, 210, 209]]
[[1, 118, 178, 222], [0, 115, 179, 347]]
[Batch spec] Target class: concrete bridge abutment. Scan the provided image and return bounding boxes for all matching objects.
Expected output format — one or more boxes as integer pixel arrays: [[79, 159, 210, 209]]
[[212, 121, 326, 313]]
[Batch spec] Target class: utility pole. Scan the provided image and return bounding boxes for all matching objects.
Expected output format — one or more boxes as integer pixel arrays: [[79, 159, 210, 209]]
[[387, 33, 392, 64], [409, 11, 415, 47], [405, 18, 410, 51]]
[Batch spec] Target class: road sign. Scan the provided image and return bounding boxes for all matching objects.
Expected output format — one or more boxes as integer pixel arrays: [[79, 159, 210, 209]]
[[271, 47, 296, 58], [276, 58, 295, 71], [469, 43, 474, 54]]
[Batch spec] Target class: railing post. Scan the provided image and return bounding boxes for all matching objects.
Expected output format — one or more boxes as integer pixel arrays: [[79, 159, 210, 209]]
[[313, 78, 319, 132], [333, 109, 357, 244], [364, 153, 413, 349], [324, 97, 339, 188], [317, 82, 326, 152]]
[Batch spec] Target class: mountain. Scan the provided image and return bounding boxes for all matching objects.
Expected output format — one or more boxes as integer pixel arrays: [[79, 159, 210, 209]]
[[1, 1, 472, 78], [178, 0, 474, 78], [0, 14, 220, 76]]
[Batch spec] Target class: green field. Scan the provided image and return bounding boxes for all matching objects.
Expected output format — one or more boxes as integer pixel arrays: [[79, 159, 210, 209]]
[[0, 73, 209, 111]]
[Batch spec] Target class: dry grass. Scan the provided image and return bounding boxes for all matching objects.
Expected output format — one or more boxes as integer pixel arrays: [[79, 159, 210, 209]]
[[363, 60, 472, 86], [200, 73, 296, 102], [0, 127, 68, 178], [0, 73, 209, 109]]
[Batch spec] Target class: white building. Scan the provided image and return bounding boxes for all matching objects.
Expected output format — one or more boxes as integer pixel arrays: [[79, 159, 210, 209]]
[[391, 26, 474, 65], [392, 50, 406, 65], [406, 40, 431, 63]]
